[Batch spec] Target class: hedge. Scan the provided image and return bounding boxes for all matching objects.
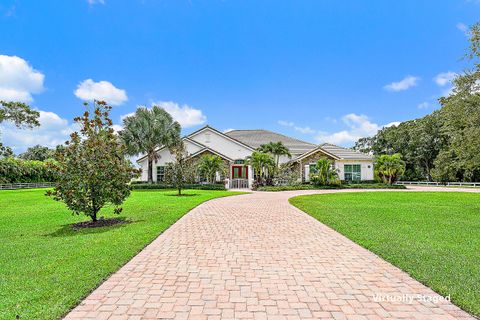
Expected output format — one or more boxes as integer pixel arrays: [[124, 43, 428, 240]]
[[131, 183, 226, 191], [0, 157, 59, 183], [256, 183, 406, 192]]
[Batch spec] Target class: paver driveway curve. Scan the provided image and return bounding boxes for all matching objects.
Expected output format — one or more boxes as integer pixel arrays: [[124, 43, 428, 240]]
[[65, 188, 477, 320]]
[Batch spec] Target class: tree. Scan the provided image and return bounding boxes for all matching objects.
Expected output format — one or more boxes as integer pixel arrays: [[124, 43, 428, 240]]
[[164, 142, 196, 195], [19, 145, 55, 161], [258, 141, 291, 168], [197, 154, 225, 183], [120, 106, 181, 183], [375, 154, 406, 184], [0, 101, 40, 159], [245, 151, 275, 185], [310, 158, 339, 186], [47, 101, 139, 222], [0, 101, 40, 128]]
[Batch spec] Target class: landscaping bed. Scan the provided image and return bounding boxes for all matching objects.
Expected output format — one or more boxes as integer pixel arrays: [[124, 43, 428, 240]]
[[0, 188, 241, 320], [290, 192, 480, 317], [256, 183, 406, 191]]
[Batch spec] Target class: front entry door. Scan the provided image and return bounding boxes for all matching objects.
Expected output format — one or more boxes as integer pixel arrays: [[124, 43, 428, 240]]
[[232, 166, 248, 179]]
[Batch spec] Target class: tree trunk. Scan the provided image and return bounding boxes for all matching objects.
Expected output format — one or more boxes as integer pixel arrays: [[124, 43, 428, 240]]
[[178, 187, 182, 196], [148, 157, 153, 184]]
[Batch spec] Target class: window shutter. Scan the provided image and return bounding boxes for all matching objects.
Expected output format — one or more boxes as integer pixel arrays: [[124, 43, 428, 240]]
[[304, 165, 310, 182]]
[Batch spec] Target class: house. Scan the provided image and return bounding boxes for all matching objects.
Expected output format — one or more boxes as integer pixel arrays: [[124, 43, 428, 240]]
[[136, 125, 374, 188]]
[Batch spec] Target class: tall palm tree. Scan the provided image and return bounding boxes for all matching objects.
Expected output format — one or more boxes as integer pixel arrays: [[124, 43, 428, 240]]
[[245, 151, 275, 183], [258, 141, 291, 167], [120, 106, 181, 183], [197, 154, 225, 183]]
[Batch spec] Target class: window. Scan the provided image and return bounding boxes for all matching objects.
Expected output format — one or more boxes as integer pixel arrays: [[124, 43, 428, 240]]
[[344, 164, 361, 182], [234, 159, 244, 164], [156, 166, 165, 182]]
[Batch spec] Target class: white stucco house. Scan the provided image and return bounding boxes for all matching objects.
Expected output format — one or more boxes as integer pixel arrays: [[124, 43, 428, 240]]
[[136, 125, 374, 188]]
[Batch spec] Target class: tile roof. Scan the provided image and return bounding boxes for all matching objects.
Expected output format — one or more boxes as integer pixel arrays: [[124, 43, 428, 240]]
[[320, 143, 373, 160], [225, 129, 316, 155]]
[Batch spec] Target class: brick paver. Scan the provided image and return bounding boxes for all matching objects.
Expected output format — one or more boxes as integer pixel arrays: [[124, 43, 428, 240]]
[[65, 188, 477, 319]]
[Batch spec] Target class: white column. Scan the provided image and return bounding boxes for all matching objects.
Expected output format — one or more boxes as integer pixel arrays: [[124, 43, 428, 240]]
[[248, 165, 254, 188]]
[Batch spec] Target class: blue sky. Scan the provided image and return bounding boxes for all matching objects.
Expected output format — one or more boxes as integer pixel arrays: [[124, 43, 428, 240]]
[[0, 0, 478, 153]]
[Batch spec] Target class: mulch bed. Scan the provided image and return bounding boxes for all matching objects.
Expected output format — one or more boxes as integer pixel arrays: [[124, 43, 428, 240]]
[[71, 218, 130, 230]]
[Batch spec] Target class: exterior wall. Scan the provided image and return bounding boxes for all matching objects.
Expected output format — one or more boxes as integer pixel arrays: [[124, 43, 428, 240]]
[[189, 128, 253, 161], [137, 140, 203, 182], [296, 150, 374, 182], [297, 151, 336, 182], [188, 150, 231, 182], [335, 160, 374, 181]]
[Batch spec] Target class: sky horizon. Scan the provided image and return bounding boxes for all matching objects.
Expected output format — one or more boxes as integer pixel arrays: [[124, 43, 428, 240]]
[[0, 0, 478, 153]]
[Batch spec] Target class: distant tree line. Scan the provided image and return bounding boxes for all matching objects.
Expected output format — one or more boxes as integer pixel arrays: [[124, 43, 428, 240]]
[[354, 22, 480, 182]]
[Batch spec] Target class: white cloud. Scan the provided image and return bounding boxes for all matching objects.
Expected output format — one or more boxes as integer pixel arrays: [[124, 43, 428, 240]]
[[457, 22, 469, 36], [0, 110, 77, 153], [278, 120, 316, 134], [434, 71, 456, 86], [315, 113, 396, 146], [384, 76, 420, 92], [278, 120, 294, 127], [153, 101, 206, 128], [0, 55, 45, 102], [417, 102, 430, 109], [74, 79, 127, 106], [384, 121, 401, 127], [294, 126, 315, 134], [223, 128, 235, 133]]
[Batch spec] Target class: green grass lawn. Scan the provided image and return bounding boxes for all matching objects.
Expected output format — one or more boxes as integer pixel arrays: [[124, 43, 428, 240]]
[[0, 188, 242, 320], [290, 192, 480, 317]]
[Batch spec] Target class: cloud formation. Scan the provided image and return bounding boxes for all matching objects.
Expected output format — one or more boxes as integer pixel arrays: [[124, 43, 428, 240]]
[[278, 120, 315, 134], [315, 114, 392, 146], [153, 101, 206, 128], [384, 76, 420, 92], [0, 55, 45, 102], [74, 79, 128, 106], [434, 71, 456, 86], [0, 110, 77, 153]]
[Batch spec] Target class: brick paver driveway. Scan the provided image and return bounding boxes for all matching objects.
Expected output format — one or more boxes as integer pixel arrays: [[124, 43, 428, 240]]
[[65, 188, 477, 320]]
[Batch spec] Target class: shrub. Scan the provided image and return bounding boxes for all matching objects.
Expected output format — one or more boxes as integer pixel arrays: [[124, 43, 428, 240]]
[[0, 157, 59, 183], [47, 101, 139, 222], [310, 158, 340, 186], [131, 183, 226, 191]]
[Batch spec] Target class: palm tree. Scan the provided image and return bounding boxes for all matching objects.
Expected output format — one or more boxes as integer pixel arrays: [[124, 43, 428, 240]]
[[120, 106, 181, 183], [311, 158, 339, 186], [245, 151, 275, 184], [258, 141, 291, 168], [197, 154, 225, 183], [375, 153, 406, 184]]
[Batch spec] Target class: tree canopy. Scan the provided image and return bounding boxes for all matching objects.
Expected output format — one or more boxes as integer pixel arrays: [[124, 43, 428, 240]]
[[120, 106, 181, 183], [354, 22, 480, 182]]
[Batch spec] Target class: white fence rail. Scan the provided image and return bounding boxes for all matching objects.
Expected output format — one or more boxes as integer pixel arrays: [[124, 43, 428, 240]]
[[0, 182, 55, 190], [228, 179, 250, 189], [396, 181, 480, 187]]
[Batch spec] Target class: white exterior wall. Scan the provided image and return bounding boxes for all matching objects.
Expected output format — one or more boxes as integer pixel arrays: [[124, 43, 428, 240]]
[[189, 128, 253, 160], [334, 160, 374, 181], [137, 140, 203, 182]]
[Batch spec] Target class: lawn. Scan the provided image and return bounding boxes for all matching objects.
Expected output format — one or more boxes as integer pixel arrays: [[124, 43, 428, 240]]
[[0, 188, 242, 320], [290, 192, 480, 317]]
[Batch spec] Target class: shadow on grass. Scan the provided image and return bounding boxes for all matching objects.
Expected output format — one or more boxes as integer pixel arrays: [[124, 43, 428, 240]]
[[45, 217, 134, 237]]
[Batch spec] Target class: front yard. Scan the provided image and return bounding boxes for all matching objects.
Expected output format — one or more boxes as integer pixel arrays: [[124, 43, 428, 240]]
[[290, 192, 480, 317], [0, 188, 241, 320]]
